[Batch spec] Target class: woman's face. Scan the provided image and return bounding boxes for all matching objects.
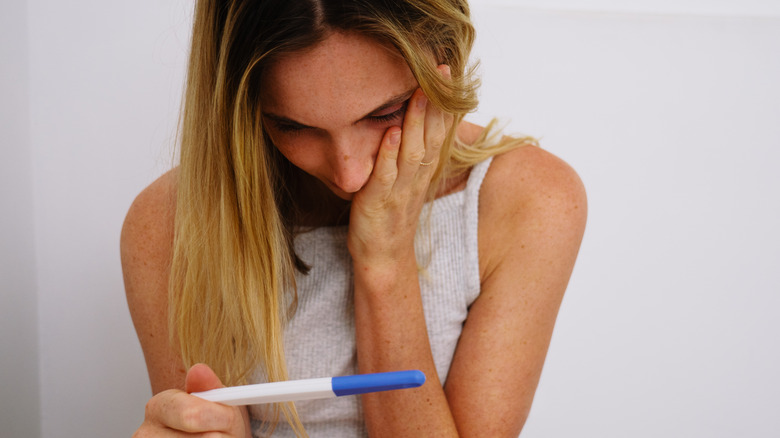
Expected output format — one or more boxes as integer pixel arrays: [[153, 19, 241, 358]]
[[260, 31, 419, 200]]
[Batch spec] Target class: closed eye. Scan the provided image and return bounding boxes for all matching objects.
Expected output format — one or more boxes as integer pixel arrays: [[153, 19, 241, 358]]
[[273, 121, 309, 134], [263, 92, 412, 135], [367, 101, 408, 124]]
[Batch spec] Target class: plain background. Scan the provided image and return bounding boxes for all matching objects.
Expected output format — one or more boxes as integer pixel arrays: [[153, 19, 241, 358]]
[[2, 0, 778, 436]]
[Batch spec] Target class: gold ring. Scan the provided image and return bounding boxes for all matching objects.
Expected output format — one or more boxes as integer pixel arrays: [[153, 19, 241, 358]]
[[419, 160, 434, 166]]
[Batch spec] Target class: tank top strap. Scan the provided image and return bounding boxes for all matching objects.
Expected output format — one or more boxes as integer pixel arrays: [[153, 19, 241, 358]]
[[462, 156, 493, 294]]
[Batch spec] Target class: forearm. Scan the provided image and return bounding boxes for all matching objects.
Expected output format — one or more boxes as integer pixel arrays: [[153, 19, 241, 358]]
[[353, 252, 460, 437]]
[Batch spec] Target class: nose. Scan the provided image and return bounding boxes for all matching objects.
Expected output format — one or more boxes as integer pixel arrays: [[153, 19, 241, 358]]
[[329, 133, 376, 194]]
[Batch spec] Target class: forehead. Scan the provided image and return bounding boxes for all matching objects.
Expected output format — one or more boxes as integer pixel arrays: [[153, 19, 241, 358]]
[[260, 31, 418, 126]]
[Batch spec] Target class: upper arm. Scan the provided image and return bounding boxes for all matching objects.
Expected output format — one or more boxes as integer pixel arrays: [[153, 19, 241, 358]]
[[120, 169, 186, 394], [444, 146, 587, 436]]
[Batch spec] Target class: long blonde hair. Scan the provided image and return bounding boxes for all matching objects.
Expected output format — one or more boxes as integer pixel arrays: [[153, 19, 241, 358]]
[[170, 0, 535, 434]]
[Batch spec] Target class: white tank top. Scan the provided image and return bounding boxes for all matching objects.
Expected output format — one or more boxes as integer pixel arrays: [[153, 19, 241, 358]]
[[250, 157, 493, 437]]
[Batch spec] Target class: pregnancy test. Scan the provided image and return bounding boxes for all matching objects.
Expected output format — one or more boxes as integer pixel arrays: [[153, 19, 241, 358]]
[[192, 370, 425, 406]]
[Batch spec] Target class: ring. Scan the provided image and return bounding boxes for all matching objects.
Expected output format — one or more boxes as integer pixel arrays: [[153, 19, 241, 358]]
[[419, 160, 434, 166]]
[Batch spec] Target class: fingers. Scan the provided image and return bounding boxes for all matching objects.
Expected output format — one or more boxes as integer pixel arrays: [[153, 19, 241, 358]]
[[134, 364, 243, 436], [185, 363, 225, 393], [356, 127, 401, 206], [421, 92, 445, 167], [394, 89, 426, 186], [358, 64, 451, 203], [421, 64, 452, 168], [145, 389, 238, 433], [396, 64, 451, 187]]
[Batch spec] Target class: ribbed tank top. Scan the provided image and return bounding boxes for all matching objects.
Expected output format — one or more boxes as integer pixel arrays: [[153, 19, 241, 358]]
[[250, 157, 493, 437]]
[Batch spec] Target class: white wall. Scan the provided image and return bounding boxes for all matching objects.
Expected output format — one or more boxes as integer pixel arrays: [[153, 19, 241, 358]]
[[5, 0, 778, 436], [477, 0, 780, 18], [468, 2, 780, 437], [26, 1, 192, 436], [0, 2, 41, 437]]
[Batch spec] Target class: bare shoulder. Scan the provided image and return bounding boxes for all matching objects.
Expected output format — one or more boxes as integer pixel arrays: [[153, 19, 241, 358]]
[[120, 168, 184, 393], [446, 143, 587, 434], [483, 144, 586, 211], [121, 168, 178, 272], [479, 145, 587, 280]]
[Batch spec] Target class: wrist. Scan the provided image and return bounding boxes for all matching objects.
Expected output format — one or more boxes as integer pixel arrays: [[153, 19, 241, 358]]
[[352, 248, 418, 293], [348, 235, 416, 267]]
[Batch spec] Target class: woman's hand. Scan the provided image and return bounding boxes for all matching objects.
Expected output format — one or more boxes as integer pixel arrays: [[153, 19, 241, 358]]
[[349, 65, 464, 436], [348, 64, 453, 268], [133, 364, 250, 437]]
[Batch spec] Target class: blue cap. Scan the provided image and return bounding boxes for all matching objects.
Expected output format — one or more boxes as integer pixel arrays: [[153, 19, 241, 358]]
[[332, 370, 426, 397]]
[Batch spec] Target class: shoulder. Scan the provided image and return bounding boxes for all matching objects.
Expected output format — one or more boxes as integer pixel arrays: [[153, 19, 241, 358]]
[[121, 168, 178, 266], [120, 168, 184, 392], [447, 144, 586, 433], [479, 144, 587, 280], [483, 144, 586, 212]]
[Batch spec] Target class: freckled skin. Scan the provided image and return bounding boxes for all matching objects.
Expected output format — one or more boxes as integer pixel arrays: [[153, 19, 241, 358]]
[[123, 25, 586, 438], [260, 31, 419, 200]]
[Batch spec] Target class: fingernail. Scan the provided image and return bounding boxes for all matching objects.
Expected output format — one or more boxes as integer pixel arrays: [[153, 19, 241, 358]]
[[389, 129, 401, 146]]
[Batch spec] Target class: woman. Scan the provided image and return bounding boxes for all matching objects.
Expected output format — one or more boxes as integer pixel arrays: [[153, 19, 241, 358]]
[[121, 0, 587, 436]]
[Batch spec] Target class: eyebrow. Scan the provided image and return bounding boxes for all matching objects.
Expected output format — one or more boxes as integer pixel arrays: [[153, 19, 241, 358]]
[[262, 86, 418, 130]]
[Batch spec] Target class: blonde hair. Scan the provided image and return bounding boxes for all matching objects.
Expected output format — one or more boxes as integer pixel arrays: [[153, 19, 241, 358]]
[[170, 0, 535, 435]]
